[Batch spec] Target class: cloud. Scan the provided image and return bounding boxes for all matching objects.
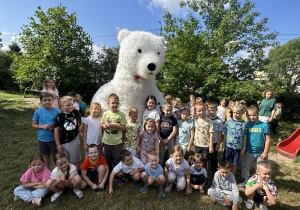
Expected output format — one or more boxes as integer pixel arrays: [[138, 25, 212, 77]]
[[236, 50, 250, 59], [11, 35, 20, 42], [0, 44, 9, 51], [1, 31, 11, 35], [148, 0, 185, 13], [115, 26, 120, 31]]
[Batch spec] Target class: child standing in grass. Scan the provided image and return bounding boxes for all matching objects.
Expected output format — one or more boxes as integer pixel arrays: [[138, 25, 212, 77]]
[[14, 154, 51, 206], [32, 92, 60, 168], [269, 102, 283, 141], [217, 99, 227, 122], [42, 77, 59, 109], [258, 89, 276, 124]]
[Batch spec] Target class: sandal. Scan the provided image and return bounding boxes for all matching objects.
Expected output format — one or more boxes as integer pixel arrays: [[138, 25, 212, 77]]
[[73, 189, 83, 198], [51, 191, 63, 202]]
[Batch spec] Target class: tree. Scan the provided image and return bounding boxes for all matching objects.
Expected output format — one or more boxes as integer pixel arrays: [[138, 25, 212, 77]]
[[159, 0, 277, 102], [14, 4, 94, 95]]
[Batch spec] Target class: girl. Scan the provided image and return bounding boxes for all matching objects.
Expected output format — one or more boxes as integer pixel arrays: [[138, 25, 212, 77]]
[[83, 102, 102, 156], [14, 154, 51, 206], [76, 94, 88, 117], [124, 107, 142, 157], [45, 152, 86, 202], [143, 95, 160, 137], [176, 108, 194, 154], [42, 77, 59, 109], [164, 145, 190, 195], [188, 153, 207, 193], [225, 101, 234, 122], [258, 89, 276, 124], [137, 118, 159, 164]]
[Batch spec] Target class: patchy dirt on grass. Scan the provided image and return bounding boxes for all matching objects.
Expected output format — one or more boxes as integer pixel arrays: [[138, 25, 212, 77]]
[[22, 97, 41, 107]]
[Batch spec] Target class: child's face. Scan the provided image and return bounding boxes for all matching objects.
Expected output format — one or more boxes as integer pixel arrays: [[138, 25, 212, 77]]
[[190, 96, 195, 102], [172, 100, 178, 107], [220, 100, 226, 107], [163, 106, 172, 117], [148, 155, 159, 169], [181, 110, 189, 121], [219, 168, 230, 178], [47, 80, 54, 88], [256, 165, 271, 183], [232, 108, 242, 120], [195, 106, 206, 118], [88, 147, 99, 161], [129, 113, 138, 122], [194, 159, 204, 170], [166, 98, 172, 103], [276, 104, 282, 109], [266, 91, 273, 99], [91, 105, 101, 117], [146, 99, 156, 110], [145, 122, 155, 134], [122, 155, 133, 166], [173, 151, 183, 165], [61, 101, 74, 113], [41, 96, 54, 110], [108, 98, 119, 112], [30, 159, 44, 174], [55, 157, 69, 172], [75, 95, 82, 103], [248, 110, 259, 123], [177, 99, 182, 106], [208, 107, 217, 118]]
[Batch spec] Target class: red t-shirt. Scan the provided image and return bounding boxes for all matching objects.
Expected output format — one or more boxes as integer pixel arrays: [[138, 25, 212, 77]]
[[81, 155, 107, 172]]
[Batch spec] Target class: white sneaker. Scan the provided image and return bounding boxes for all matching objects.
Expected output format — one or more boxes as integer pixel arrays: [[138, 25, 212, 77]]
[[245, 199, 254, 209], [259, 204, 268, 210], [14, 196, 19, 202], [165, 184, 172, 192], [199, 189, 204, 193]]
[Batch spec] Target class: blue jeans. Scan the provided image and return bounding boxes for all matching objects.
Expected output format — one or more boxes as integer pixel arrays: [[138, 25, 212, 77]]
[[14, 185, 49, 202]]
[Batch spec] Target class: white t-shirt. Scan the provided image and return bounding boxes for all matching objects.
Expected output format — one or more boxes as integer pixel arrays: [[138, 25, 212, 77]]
[[74, 102, 80, 111], [113, 156, 144, 174], [51, 163, 77, 179], [217, 106, 226, 121], [83, 116, 102, 145], [165, 158, 189, 176], [143, 108, 160, 127], [189, 165, 207, 177]]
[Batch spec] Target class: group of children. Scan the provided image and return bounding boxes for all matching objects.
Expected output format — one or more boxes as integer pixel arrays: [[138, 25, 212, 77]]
[[14, 79, 279, 209]]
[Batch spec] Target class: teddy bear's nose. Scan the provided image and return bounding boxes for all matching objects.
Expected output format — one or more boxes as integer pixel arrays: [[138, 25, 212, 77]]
[[147, 63, 156, 71]]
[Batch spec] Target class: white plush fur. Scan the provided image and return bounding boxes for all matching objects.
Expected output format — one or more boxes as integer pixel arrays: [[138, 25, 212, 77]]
[[92, 29, 166, 123]]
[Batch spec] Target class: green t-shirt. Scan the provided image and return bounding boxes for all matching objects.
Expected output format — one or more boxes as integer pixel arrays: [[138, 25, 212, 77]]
[[258, 98, 276, 117], [101, 110, 127, 145]]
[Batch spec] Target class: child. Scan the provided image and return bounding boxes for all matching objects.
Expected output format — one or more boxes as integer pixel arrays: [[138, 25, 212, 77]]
[[108, 150, 144, 195], [172, 99, 181, 119], [208, 160, 242, 210], [54, 96, 83, 171], [159, 102, 178, 165], [258, 89, 276, 124], [225, 101, 234, 122], [76, 94, 88, 117], [192, 102, 214, 171], [32, 92, 60, 168], [139, 151, 165, 198], [124, 107, 142, 157], [143, 95, 160, 136], [45, 152, 86, 202], [42, 77, 59, 109], [245, 161, 277, 210], [176, 97, 182, 108], [81, 144, 109, 193], [240, 100, 249, 122], [164, 145, 190, 194], [195, 97, 203, 103], [83, 102, 102, 156], [269, 102, 283, 141], [188, 153, 207, 193], [14, 154, 51, 206], [67, 92, 80, 111], [137, 118, 159, 165], [165, 95, 172, 104], [186, 94, 195, 108], [207, 102, 223, 175], [222, 102, 247, 174], [101, 94, 127, 172], [241, 106, 270, 188], [176, 108, 194, 155], [217, 99, 226, 122]]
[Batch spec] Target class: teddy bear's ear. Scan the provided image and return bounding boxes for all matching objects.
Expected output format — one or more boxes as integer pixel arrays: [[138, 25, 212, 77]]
[[118, 29, 131, 43], [159, 36, 165, 45]]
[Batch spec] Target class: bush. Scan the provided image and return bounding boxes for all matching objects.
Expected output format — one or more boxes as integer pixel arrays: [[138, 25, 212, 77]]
[[276, 92, 300, 122]]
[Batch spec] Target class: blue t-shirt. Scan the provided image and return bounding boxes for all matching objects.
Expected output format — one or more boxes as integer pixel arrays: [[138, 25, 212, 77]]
[[32, 107, 60, 142], [210, 117, 223, 144], [246, 121, 270, 155], [144, 163, 164, 178], [176, 119, 194, 146], [223, 119, 247, 150], [189, 165, 207, 177]]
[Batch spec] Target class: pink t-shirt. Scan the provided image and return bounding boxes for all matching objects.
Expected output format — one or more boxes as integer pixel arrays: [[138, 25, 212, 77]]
[[42, 88, 59, 109], [20, 166, 51, 183]]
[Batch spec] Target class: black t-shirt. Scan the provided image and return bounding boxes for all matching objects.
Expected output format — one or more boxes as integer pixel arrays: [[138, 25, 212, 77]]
[[54, 110, 81, 144], [160, 115, 177, 139]]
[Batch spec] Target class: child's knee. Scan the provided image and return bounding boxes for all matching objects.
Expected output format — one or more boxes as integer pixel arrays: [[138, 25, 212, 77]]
[[141, 171, 148, 179], [168, 171, 176, 183], [45, 179, 55, 189], [71, 175, 82, 185], [158, 175, 165, 185], [97, 165, 106, 174], [133, 172, 141, 181]]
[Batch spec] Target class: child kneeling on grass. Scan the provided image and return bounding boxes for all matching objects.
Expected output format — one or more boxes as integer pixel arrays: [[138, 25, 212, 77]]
[[109, 150, 144, 195], [139, 151, 165, 198], [81, 144, 109, 194], [245, 161, 277, 210], [208, 160, 242, 210]]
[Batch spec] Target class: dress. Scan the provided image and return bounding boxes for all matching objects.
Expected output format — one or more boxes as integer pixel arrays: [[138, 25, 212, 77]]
[[41, 88, 59, 109]]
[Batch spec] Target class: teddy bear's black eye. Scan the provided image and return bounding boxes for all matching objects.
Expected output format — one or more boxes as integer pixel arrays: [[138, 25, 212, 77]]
[[138, 49, 142, 53], [157, 52, 160, 55]]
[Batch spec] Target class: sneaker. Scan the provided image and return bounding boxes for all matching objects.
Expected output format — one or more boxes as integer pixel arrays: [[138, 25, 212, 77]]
[[31, 197, 42, 206], [158, 186, 165, 198], [51, 191, 63, 202], [189, 186, 193, 193], [96, 188, 104, 194], [116, 178, 125, 185], [139, 184, 148, 193], [241, 180, 247, 188], [133, 181, 139, 188], [14, 196, 19, 202], [199, 189, 204, 193], [73, 189, 83, 198], [259, 204, 268, 210], [165, 184, 172, 192], [245, 199, 254, 209]]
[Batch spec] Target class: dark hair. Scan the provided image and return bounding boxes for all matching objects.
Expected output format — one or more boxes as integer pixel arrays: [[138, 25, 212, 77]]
[[53, 152, 70, 179], [146, 95, 157, 106], [67, 92, 77, 98], [87, 144, 98, 153], [218, 160, 231, 170], [120, 150, 131, 161], [39, 92, 54, 100], [144, 118, 156, 133], [29, 154, 44, 164], [188, 153, 206, 166]]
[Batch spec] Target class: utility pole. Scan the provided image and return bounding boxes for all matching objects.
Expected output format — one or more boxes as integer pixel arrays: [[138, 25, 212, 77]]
[[159, 21, 162, 36]]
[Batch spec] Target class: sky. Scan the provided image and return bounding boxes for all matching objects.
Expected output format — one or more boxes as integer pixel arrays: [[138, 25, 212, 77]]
[[1, 0, 300, 56]]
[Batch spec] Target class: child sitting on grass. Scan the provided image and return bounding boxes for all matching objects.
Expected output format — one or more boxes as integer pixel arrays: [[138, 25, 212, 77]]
[[188, 153, 207, 194], [108, 150, 144, 195]]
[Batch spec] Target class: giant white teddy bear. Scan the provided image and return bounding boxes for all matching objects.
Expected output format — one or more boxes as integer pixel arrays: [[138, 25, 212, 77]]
[[92, 29, 166, 123]]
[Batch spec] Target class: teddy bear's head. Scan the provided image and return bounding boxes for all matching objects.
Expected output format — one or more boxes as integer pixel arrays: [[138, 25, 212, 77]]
[[116, 29, 165, 80]]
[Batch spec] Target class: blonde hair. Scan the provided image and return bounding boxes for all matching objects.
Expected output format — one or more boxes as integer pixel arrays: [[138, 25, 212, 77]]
[[60, 96, 74, 104], [170, 145, 184, 157], [108, 93, 119, 102], [257, 161, 272, 171], [90, 102, 101, 117], [195, 97, 203, 103], [207, 102, 218, 110], [262, 89, 274, 98], [43, 77, 56, 91], [165, 95, 172, 100], [247, 105, 258, 115], [148, 151, 159, 159], [128, 107, 138, 116], [162, 102, 172, 109], [194, 102, 205, 110], [232, 101, 247, 114]]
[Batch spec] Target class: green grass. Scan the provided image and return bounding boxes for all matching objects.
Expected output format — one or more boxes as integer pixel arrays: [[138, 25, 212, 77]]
[[0, 90, 299, 210]]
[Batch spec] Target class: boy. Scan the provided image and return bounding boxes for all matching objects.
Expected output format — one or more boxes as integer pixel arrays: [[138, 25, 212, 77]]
[[217, 99, 227, 122], [75, 94, 87, 117], [140, 151, 165, 197], [186, 94, 195, 108], [207, 102, 223, 175], [81, 144, 109, 194], [269, 102, 283, 141], [159, 102, 178, 165], [32, 92, 60, 168], [172, 99, 180, 119], [245, 161, 277, 210], [208, 160, 242, 210], [54, 96, 82, 171], [241, 106, 270, 188], [101, 94, 127, 172], [67, 92, 80, 111], [108, 150, 144, 195], [192, 102, 214, 171]]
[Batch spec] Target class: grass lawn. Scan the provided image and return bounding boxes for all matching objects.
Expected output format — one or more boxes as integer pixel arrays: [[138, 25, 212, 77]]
[[0, 90, 299, 210]]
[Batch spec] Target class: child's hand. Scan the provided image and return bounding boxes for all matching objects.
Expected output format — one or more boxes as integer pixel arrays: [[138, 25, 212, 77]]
[[47, 125, 54, 130], [91, 183, 98, 190], [262, 183, 269, 191], [40, 124, 49, 129], [187, 145, 191, 152], [83, 143, 87, 151], [109, 187, 114, 195], [129, 170, 136, 176], [60, 174, 65, 181], [99, 182, 105, 189], [209, 147, 214, 153], [148, 176, 154, 185], [185, 187, 190, 196], [223, 195, 231, 206], [102, 124, 109, 129], [256, 182, 263, 189], [260, 152, 268, 160], [136, 146, 140, 153], [240, 148, 245, 158], [215, 144, 220, 152], [222, 144, 225, 152], [57, 145, 63, 152]]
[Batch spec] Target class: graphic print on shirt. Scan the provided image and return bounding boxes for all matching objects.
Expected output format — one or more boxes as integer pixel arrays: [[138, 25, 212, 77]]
[[105, 117, 120, 135]]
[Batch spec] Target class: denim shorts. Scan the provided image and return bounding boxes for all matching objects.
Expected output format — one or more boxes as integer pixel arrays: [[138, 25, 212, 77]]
[[223, 146, 241, 166]]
